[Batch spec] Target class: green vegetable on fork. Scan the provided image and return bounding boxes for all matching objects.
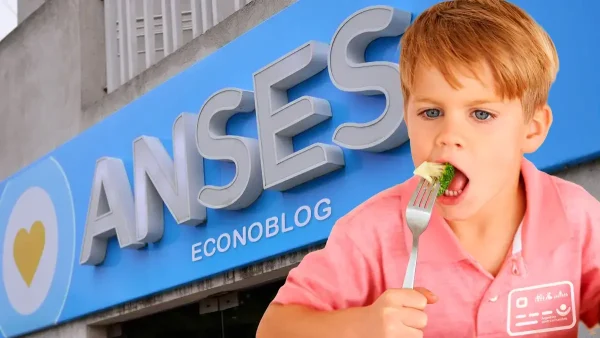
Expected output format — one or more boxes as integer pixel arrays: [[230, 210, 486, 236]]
[[413, 161, 456, 196]]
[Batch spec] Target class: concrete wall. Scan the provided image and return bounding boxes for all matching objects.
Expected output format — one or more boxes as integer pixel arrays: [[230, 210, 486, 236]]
[[0, 0, 106, 181], [556, 161, 600, 338], [17, 0, 45, 24]]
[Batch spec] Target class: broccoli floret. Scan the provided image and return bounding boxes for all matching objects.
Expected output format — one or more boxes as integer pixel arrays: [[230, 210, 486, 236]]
[[437, 163, 455, 196], [413, 161, 456, 196]]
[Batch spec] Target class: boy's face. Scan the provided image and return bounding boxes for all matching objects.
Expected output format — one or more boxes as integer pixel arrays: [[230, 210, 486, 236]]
[[404, 63, 549, 222]]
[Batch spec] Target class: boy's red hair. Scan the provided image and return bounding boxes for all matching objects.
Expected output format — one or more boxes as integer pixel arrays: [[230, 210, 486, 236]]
[[400, 0, 559, 118]]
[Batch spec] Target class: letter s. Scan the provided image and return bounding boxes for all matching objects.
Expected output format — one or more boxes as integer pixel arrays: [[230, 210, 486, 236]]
[[328, 6, 411, 152], [196, 88, 263, 210]]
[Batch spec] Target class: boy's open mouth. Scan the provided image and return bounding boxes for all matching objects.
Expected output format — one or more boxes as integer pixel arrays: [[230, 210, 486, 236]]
[[442, 165, 469, 197], [412, 160, 470, 200]]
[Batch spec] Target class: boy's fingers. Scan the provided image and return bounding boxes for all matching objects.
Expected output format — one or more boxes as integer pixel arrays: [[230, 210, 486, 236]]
[[386, 289, 428, 310], [414, 287, 438, 304], [399, 307, 428, 329]]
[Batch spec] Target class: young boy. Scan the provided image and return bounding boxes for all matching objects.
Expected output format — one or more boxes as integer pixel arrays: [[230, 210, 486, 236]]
[[257, 0, 600, 337]]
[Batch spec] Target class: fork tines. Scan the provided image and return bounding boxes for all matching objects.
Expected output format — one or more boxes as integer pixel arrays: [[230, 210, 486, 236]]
[[410, 178, 441, 209]]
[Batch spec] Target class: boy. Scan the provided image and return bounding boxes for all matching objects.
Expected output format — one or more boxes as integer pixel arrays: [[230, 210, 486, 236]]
[[257, 0, 600, 337]]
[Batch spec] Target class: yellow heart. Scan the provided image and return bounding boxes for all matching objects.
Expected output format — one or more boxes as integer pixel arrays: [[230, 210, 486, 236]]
[[13, 221, 46, 287]]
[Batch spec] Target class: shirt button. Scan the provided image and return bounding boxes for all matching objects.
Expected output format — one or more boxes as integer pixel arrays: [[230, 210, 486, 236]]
[[512, 262, 520, 276], [489, 295, 498, 302]]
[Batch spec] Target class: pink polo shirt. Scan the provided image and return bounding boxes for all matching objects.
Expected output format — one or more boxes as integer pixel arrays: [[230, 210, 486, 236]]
[[272, 158, 600, 337]]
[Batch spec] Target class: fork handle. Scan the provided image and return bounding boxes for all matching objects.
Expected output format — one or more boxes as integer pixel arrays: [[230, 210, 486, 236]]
[[402, 236, 419, 289]]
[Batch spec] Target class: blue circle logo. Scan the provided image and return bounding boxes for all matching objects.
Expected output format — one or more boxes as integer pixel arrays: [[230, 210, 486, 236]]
[[0, 157, 75, 337]]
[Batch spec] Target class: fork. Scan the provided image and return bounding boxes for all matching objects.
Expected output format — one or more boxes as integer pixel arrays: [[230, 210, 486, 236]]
[[402, 178, 441, 289]]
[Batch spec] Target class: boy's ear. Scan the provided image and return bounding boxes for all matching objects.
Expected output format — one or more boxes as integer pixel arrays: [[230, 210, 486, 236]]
[[522, 104, 553, 153]]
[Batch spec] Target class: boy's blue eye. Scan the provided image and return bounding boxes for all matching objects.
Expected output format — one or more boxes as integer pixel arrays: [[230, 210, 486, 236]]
[[424, 109, 441, 118], [473, 110, 492, 120]]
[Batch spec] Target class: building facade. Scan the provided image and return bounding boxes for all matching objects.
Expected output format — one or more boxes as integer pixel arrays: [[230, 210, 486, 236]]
[[0, 0, 599, 337]]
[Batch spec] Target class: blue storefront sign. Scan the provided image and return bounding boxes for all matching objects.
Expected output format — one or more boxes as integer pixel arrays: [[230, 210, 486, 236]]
[[1, 0, 600, 336]]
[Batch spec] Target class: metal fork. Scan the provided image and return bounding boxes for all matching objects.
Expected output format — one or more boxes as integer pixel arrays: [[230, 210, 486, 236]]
[[402, 178, 441, 289]]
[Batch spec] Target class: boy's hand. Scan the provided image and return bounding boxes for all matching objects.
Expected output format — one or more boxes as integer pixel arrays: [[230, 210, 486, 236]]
[[360, 287, 438, 338]]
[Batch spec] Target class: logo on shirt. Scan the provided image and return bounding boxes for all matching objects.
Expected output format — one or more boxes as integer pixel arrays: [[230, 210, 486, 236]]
[[506, 281, 576, 336], [534, 290, 569, 303]]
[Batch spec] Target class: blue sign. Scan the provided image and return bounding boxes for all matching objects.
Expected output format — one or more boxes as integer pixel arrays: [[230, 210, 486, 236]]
[[1, 0, 600, 336]]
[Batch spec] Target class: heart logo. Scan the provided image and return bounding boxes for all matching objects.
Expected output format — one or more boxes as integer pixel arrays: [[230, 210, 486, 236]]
[[13, 221, 46, 287]]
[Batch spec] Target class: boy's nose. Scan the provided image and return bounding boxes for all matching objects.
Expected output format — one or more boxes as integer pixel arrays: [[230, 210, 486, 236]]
[[435, 127, 464, 149]]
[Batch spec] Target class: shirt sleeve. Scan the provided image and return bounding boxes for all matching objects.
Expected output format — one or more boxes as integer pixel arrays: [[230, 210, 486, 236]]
[[271, 217, 379, 311], [578, 190, 600, 327]]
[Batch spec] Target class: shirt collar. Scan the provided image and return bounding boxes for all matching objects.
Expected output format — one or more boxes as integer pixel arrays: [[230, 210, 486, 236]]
[[402, 157, 571, 263], [519, 157, 571, 262]]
